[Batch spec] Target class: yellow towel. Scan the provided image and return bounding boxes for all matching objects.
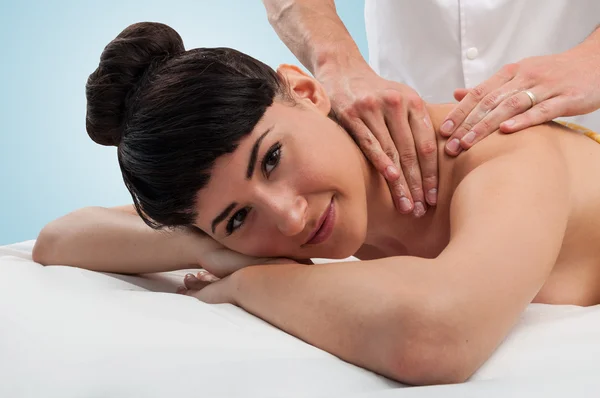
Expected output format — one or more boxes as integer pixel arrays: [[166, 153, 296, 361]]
[[555, 121, 600, 144]]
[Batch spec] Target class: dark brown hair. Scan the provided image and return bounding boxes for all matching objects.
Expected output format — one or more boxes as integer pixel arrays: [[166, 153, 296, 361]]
[[86, 22, 289, 229]]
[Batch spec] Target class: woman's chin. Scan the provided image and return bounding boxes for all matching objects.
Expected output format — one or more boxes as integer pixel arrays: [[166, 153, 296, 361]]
[[312, 235, 364, 260]]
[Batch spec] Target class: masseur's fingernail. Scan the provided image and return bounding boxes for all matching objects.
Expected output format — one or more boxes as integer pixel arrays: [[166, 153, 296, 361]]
[[176, 286, 186, 294], [413, 201, 426, 217], [427, 188, 438, 205], [423, 116, 431, 128], [462, 131, 476, 145], [502, 119, 516, 128], [441, 120, 454, 135], [385, 166, 399, 180], [446, 138, 461, 153], [399, 197, 413, 212]]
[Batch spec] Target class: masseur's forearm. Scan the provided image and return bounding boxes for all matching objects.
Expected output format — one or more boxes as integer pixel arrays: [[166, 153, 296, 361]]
[[233, 256, 440, 384], [262, 0, 368, 79], [586, 24, 600, 45], [569, 24, 600, 55], [33, 207, 210, 273]]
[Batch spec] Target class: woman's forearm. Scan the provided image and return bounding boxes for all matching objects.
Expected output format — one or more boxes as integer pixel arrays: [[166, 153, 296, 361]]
[[232, 256, 445, 384], [32, 206, 213, 274], [262, 0, 368, 79]]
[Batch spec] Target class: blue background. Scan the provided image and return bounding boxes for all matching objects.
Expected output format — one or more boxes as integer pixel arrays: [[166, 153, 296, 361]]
[[0, 0, 367, 245]]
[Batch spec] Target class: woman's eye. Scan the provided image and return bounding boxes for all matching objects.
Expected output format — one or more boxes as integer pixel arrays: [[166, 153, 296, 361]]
[[262, 143, 281, 176], [226, 207, 249, 235]]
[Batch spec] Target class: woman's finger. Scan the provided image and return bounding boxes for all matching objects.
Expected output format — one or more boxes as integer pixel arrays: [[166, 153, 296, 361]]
[[183, 273, 211, 290], [176, 286, 202, 299], [197, 269, 220, 282]]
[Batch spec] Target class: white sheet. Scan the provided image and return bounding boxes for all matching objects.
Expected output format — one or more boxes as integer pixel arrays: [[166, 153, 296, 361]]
[[1, 240, 600, 398]]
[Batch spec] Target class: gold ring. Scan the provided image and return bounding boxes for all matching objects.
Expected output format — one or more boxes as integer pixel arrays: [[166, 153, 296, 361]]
[[523, 90, 537, 108]]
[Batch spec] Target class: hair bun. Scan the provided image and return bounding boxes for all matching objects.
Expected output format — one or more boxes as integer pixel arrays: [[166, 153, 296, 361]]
[[85, 22, 185, 146]]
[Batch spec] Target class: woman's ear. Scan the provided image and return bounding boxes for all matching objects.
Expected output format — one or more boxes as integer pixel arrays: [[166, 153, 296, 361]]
[[276, 64, 331, 115]]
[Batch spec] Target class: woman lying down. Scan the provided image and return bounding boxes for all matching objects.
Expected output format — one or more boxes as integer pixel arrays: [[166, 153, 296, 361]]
[[33, 22, 600, 385]]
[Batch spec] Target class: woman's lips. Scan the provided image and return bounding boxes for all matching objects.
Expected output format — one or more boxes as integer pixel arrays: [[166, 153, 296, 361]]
[[305, 197, 335, 245]]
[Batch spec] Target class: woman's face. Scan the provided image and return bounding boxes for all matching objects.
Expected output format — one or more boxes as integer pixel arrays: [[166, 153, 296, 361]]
[[193, 70, 370, 259]]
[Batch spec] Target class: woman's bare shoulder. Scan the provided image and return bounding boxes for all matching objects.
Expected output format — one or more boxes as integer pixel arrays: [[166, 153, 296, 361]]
[[110, 204, 138, 216], [451, 123, 563, 186]]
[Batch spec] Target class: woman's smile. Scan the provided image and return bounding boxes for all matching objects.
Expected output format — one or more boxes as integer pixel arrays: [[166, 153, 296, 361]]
[[304, 196, 336, 246]]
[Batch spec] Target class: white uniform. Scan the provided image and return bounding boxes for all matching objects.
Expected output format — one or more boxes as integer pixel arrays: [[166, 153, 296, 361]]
[[365, 0, 600, 131]]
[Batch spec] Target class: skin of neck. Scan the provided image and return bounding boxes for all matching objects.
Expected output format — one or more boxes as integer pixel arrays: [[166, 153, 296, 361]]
[[358, 103, 454, 256]]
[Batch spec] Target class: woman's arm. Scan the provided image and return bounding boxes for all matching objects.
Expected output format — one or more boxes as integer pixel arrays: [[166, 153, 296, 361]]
[[428, 129, 570, 381], [33, 206, 287, 276], [33, 205, 297, 276], [230, 255, 435, 383], [224, 128, 569, 385], [32, 205, 214, 274]]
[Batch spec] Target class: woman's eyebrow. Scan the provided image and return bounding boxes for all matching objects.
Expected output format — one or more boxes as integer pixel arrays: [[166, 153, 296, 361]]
[[246, 127, 272, 179], [211, 202, 238, 234], [211, 126, 273, 234]]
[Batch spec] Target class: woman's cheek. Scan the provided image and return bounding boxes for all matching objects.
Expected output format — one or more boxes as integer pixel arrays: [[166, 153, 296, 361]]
[[243, 235, 285, 258]]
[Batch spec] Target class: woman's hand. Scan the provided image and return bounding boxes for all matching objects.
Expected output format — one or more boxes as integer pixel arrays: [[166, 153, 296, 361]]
[[194, 237, 310, 279], [441, 38, 600, 155], [177, 270, 234, 304], [319, 64, 438, 217], [178, 258, 302, 304]]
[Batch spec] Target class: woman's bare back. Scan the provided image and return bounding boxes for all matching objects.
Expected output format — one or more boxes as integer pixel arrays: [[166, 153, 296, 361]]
[[531, 122, 600, 305], [358, 118, 600, 306]]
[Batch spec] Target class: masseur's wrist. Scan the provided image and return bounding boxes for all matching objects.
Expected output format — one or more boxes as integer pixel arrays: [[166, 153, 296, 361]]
[[564, 25, 600, 61], [313, 47, 373, 83]]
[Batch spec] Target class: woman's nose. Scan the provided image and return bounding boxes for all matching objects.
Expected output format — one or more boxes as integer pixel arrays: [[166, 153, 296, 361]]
[[271, 194, 308, 237]]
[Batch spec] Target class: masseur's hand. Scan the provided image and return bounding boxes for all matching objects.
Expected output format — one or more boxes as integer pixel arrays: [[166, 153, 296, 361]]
[[441, 44, 600, 155], [319, 64, 438, 217]]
